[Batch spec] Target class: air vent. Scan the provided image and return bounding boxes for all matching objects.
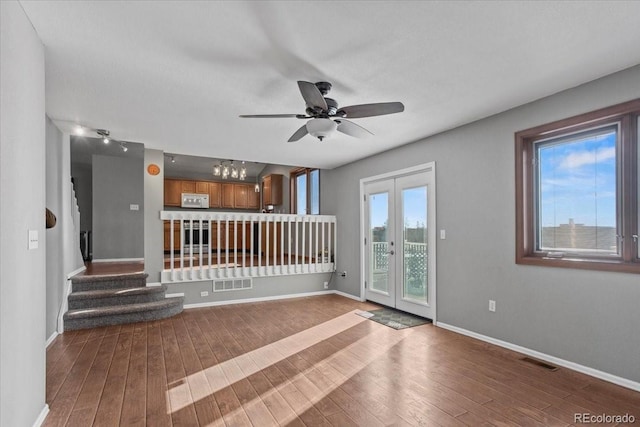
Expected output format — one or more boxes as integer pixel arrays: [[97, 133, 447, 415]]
[[214, 278, 252, 292], [521, 356, 558, 371]]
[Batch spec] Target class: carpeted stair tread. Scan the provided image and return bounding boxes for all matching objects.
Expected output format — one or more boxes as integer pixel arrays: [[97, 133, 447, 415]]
[[69, 285, 167, 301], [65, 272, 183, 331], [64, 298, 183, 320], [67, 285, 168, 309], [71, 272, 148, 283], [63, 297, 184, 331], [71, 272, 149, 292]]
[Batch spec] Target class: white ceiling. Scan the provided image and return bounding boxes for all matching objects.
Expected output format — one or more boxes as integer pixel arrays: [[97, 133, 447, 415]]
[[21, 1, 640, 169]]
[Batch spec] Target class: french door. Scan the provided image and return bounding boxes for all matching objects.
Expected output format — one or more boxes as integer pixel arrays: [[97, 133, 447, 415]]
[[363, 167, 436, 319]]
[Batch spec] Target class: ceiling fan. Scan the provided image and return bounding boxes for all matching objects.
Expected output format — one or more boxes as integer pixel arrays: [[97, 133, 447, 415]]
[[239, 81, 404, 142]]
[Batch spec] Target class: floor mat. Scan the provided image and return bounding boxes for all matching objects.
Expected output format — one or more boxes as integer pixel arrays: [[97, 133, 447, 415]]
[[356, 307, 432, 330]]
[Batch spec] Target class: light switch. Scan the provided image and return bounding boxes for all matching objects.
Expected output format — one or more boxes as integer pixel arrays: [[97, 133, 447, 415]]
[[130, 204, 139, 211], [28, 230, 39, 250], [440, 229, 446, 240]]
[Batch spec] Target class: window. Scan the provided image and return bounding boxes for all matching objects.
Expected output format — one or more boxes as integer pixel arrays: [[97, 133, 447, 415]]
[[515, 99, 640, 273], [291, 168, 320, 214]]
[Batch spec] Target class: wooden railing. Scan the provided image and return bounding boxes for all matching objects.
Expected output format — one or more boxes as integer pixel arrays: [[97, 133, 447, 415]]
[[160, 211, 337, 282]]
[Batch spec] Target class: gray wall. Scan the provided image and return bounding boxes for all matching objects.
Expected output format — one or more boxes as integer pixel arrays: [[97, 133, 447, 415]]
[[92, 155, 144, 259], [322, 65, 640, 383], [45, 119, 85, 338], [45, 119, 65, 338], [166, 273, 331, 305], [145, 149, 165, 283], [0, 2, 47, 425], [71, 163, 92, 232]]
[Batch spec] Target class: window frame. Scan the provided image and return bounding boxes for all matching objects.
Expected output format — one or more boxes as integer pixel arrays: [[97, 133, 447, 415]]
[[290, 167, 320, 215], [515, 99, 640, 274]]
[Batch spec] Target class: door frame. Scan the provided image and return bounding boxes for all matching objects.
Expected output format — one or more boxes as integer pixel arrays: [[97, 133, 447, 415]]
[[359, 162, 437, 323]]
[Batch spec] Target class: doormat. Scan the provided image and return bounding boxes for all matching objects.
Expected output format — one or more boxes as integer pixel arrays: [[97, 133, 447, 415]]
[[356, 307, 432, 330]]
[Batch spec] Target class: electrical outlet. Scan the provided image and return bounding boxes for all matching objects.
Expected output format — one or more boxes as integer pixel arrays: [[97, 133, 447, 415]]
[[341, 271, 347, 278], [201, 291, 209, 297], [323, 281, 329, 289], [489, 300, 496, 312]]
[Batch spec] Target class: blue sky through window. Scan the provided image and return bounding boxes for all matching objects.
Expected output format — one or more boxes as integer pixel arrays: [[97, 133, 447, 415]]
[[537, 129, 617, 227]]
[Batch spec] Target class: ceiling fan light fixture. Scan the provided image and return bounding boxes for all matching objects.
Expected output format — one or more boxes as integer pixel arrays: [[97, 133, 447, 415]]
[[306, 118, 337, 141]]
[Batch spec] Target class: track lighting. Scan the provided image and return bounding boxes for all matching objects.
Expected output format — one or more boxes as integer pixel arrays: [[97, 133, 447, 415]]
[[120, 142, 128, 152], [96, 129, 111, 144], [170, 156, 176, 163], [74, 125, 85, 135]]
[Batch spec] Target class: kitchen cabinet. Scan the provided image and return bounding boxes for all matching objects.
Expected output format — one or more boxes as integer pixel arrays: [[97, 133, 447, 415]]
[[164, 179, 182, 207], [234, 184, 248, 208], [262, 174, 283, 207], [164, 179, 261, 210], [208, 182, 221, 208], [247, 185, 260, 209], [221, 183, 235, 208], [210, 222, 252, 252], [195, 181, 209, 194], [181, 180, 196, 193], [261, 221, 282, 256], [163, 221, 182, 252]]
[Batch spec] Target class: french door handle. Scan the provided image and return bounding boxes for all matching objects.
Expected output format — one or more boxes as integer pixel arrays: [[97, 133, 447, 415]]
[[387, 250, 395, 255]]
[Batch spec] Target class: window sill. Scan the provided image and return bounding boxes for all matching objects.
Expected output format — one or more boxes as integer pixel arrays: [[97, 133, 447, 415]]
[[516, 255, 640, 274]]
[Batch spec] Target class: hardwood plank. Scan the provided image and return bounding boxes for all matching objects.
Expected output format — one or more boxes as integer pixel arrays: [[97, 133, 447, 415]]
[[92, 330, 133, 426], [159, 315, 200, 426], [43, 336, 104, 427], [146, 320, 172, 427], [65, 334, 118, 426], [44, 295, 640, 427], [119, 323, 148, 427]]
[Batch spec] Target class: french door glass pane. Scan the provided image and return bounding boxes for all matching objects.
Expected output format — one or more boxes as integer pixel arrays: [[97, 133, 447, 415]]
[[402, 186, 427, 302], [535, 126, 618, 255], [637, 117, 639, 260], [370, 192, 389, 293]]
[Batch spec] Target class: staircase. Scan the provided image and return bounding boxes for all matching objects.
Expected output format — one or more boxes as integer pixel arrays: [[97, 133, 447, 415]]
[[63, 272, 183, 331]]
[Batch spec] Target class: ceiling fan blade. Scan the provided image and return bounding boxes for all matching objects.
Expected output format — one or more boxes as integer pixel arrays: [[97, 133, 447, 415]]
[[336, 119, 374, 139], [298, 81, 328, 111], [288, 124, 308, 142], [239, 114, 302, 118], [336, 102, 404, 118]]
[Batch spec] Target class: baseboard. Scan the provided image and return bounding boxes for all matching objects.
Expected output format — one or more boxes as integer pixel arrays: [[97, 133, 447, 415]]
[[66, 265, 86, 279], [32, 404, 49, 427], [146, 282, 162, 287], [333, 290, 364, 301], [184, 290, 334, 309], [166, 293, 185, 298], [46, 331, 58, 348], [437, 322, 640, 393], [92, 258, 144, 263]]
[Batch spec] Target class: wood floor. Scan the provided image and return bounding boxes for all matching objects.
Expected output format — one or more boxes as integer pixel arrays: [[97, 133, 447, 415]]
[[45, 295, 640, 426]]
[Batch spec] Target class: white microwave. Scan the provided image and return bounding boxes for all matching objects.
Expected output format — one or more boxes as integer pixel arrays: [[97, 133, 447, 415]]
[[181, 193, 209, 209]]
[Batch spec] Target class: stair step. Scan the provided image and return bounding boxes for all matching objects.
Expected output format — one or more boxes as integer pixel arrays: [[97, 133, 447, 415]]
[[63, 297, 183, 331], [68, 285, 168, 309], [71, 272, 148, 292]]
